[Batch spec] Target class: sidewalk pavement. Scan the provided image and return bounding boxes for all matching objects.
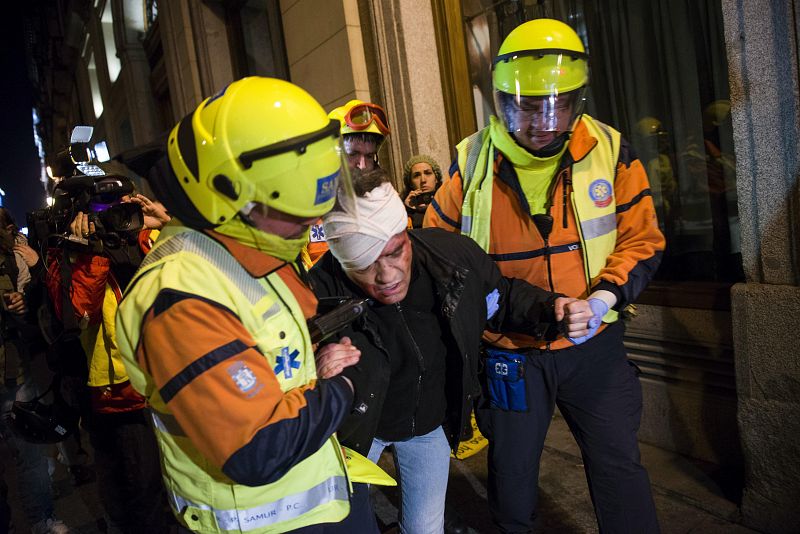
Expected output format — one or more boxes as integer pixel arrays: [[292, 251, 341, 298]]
[[535, 415, 755, 533], [4, 414, 759, 533], [375, 414, 760, 533]]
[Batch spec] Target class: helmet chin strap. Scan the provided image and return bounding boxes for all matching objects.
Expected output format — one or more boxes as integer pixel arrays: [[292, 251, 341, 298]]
[[528, 131, 571, 158], [238, 206, 258, 228]]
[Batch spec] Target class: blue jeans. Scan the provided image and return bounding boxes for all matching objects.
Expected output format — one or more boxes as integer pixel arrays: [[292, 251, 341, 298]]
[[368, 425, 451, 534], [0, 376, 55, 526]]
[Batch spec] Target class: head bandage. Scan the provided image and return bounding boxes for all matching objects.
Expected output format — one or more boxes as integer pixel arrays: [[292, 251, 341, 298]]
[[323, 182, 408, 271]]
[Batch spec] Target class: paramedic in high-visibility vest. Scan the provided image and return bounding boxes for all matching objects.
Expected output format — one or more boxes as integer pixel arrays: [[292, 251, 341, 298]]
[[424, 19, 665, 533], [115, 77, 366, 533]]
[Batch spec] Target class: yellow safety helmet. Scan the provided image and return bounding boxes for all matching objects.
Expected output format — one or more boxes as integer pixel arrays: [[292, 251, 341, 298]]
[[328, 100, 390, 138], [164, 77, 344, 227], [702, 99, 731, 131], [492, 19, 589, 144], [493, 19, 588, 97], [635, 117, 665, 138]]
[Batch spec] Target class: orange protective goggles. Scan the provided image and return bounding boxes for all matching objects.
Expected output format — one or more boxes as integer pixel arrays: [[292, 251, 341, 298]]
[[345, 103, 391, 135]]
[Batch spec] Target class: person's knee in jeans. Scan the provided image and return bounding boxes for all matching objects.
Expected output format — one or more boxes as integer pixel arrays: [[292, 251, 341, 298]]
[[394, 428, 450, 534]]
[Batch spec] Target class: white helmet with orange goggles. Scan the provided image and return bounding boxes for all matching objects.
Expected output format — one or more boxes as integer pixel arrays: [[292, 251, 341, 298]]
[[328, 100, 391, 138]]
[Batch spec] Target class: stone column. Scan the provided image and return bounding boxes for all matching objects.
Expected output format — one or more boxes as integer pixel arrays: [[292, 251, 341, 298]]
[[158, 0, 204, 118], [279, 0, 450, 182], [188, 0, 235, 96], [114, 0, 160, 144], [361, 0, 451, 184], [722, 1, 800, 532]]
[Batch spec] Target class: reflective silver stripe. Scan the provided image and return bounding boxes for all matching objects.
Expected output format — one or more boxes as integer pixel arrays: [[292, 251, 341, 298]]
[[580, 213, 616, 240], [262, 302, 280, 322], [595, 121, 615, 161], [138, 231, 280, 321], [151, 411, 187, 437], [170, 475, 348, 531], [461, 215, 473, 234], [463, 132, 485, 187]]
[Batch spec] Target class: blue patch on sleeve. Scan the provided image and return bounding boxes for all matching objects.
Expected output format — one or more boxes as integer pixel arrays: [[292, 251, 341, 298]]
[[227, 362, 259, 392], [486, 288, 500, 320], [314, 170, 339, 205]]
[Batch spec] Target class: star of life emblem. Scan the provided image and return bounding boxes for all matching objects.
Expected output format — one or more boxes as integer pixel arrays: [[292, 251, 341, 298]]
[[274, 347, 301, 379], [228, 362, 258, 393], [310, 224, 326, 242], [588, 178, 613, 208]]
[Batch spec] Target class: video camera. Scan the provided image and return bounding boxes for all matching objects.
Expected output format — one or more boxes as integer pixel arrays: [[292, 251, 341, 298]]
[[27, 126, 144, 252]]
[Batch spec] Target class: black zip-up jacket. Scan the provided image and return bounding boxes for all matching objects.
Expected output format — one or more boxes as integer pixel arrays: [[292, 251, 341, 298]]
[[310, 228, 562, 455]]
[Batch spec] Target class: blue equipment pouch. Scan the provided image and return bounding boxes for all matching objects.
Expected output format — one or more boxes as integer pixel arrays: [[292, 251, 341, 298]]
[[484, 348, 527, 412]]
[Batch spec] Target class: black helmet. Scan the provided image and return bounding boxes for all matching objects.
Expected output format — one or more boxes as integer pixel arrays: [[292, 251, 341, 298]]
[[8, 381, 79, 444]]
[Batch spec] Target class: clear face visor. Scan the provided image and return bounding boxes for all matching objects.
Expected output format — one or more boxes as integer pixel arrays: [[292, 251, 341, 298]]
[[494, 88, 586, 134], [492, 50, 588, 135], [331, 145, 359, 222], [238, 147, 359, 234], [235, 119, 359, 221]]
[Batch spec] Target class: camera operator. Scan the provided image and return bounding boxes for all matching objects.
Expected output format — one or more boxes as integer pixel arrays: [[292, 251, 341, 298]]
[[46, 189, 174, 534], [0, 207, 71, 534]]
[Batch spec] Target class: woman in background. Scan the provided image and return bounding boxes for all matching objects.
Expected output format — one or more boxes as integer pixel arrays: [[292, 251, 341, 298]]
[[402, 155, 443, 228]]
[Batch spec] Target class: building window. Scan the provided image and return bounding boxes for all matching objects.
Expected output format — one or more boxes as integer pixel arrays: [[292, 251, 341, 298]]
[[462, 0, 742, 283], [86, 51, 105, 119], [101, 2, 121, 83], [226, 0, 290, 80], [124, 0, 147, 33], [145, 0, 159, 32]]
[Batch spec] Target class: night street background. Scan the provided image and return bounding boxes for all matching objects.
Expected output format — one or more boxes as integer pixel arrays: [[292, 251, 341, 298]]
[[0, 3, 46, 226]]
